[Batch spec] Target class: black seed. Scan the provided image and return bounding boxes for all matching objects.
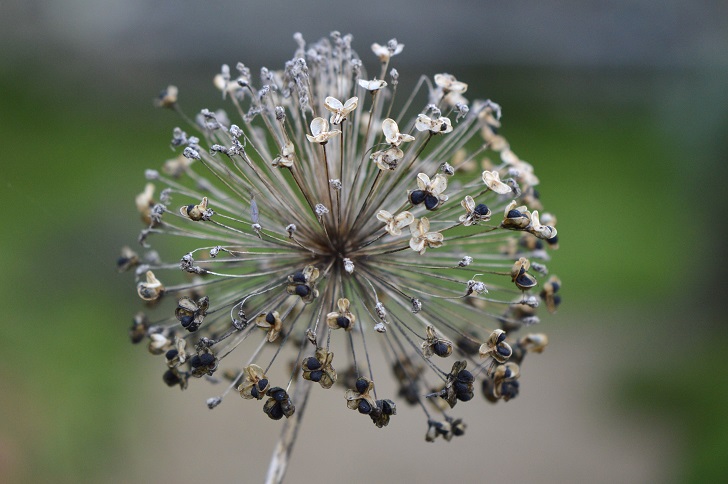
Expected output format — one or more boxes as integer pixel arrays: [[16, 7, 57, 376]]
[[295, 285, 310, 297], [117, 256, 129, 267], [189, 355, 202, 368], [258, 379, 268, 390], [409, 190, 426, 205], [497, 345, 512, 358], [502, 380, 520, 399], [433, 341, 451, 357], [547, 235, 558, 245], [355, 378, 369, 394], [291, 271, 306, 283], [452, 423, 465, 436], [265, 312, 276, 324], [381, 399, 395, 415], [179, 314, 194, 327], [474, 203, 489, 216], [553, 295, 562, 306], [304, 357, 321, 370], [454, 381, 470, 395], [535, 240, 544, 249], [186, 205, 194, 215], [507, 209, 522, 219], [251, 386, 259, 399], [424, 194, 439, 210], [551, 282, 560, 293], [457, 370, 474, 383], [267, 403, 283, 420], [199, 353, 215, 366], [497, 332, 507, 344], [336, 316, 350, 329], [440, 123, 449, 132], [457, 390, 474, 402], [309, 370, 323, 382], [165, 349, 178, 361], [271, 388, 287, 402], [358, 400, 372, 414], [163, 369, 181, 387]]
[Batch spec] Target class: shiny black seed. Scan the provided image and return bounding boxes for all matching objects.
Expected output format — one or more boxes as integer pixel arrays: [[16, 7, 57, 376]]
[[553, 295, 562, 306], [304, 357, 321, 370], [189, 355, 202, 368], [440, 123, 449, 132], [178, 314, 194, 327], [295, 285, 310, 297], [309, 370, 323, 382], [265, 312, 276, 324], [267, 403, 284, 420], [452, 422, 465, 436], [336, 316, 350, 329], [291, 271, 306, 283], [199, 353, 215, 366], [163, 369, 181, 387], [507, 209, 522, 219], [474, 203, 489, 216], [497, 332, 507, 344], [515, 273, 536, 288], [270, 388, 287, 402], [380, 399, 396, 415], [454, 381, 470, 395], [409, 190, 426, 205], [358, 400, 373, 414], [258, 379, 268, 390], [497, 345, 512, 358], [457, 369, 474, 383], [433, 341, 450, 357], [424, 194, 439, 210], [551, 282, 560, 293], [251, 386, 260, 399], [457, 390, 474, 402], [355, 378, 369, 394], [547, 235, 558, 245], [185, 205, 194, 215], [165, 349, 178, 361], [501, 380, 520, 400]]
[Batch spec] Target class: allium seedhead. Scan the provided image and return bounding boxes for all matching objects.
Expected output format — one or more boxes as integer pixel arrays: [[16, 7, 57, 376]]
[[121, 32, 561, 446]]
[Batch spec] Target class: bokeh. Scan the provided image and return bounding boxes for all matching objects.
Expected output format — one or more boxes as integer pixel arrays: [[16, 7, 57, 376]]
[[1, 1, 727, 482]]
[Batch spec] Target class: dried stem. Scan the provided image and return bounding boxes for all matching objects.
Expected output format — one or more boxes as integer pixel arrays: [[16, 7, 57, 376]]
[[264, 377, 313, 484]]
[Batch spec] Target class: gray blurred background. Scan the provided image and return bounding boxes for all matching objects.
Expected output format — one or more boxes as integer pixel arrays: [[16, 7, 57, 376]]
[[1, 1, 727, 483]]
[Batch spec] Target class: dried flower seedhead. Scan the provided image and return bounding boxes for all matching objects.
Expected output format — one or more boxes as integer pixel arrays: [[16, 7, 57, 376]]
[[540, 276, 562, 313], [409, 173, 449, 211], [409, 217, 444, 254], [415, 113, 453, 134], [154, 85, 178, 108], [175, 296, 209, 332], [359, 78, 388, 92], [180, 197, 213, 221], [306, 117, 341, 144], [421, 325, 453, 358], [255, 311, 283, 342], [301, 347, 337, 389], [479, 329, 513, 364], [324, 96, 358, 125], [345, 377, 377, 415], [326, 298, 356, 331], [137, 271, 164, 301], [377, 210, 414, 236], [263, 387, 295, 420], [382, 118, 415, 147], [238, 364, 270, 400], [123, 32, 562, 446], [459, 196, 491, 226]]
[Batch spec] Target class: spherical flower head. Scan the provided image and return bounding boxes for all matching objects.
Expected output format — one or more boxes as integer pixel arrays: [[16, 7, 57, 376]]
[[124, 31, 562, 447]]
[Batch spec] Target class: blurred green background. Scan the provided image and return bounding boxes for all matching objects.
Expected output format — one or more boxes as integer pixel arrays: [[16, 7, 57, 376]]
[[1, 1, 727, 483]]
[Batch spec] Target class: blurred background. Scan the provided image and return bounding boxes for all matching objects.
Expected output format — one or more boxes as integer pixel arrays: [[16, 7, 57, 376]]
[[1, 1, 727, 482]]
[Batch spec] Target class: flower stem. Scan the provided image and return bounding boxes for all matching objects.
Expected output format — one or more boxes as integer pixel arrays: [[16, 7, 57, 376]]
[[264, 377, 312, 484]]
